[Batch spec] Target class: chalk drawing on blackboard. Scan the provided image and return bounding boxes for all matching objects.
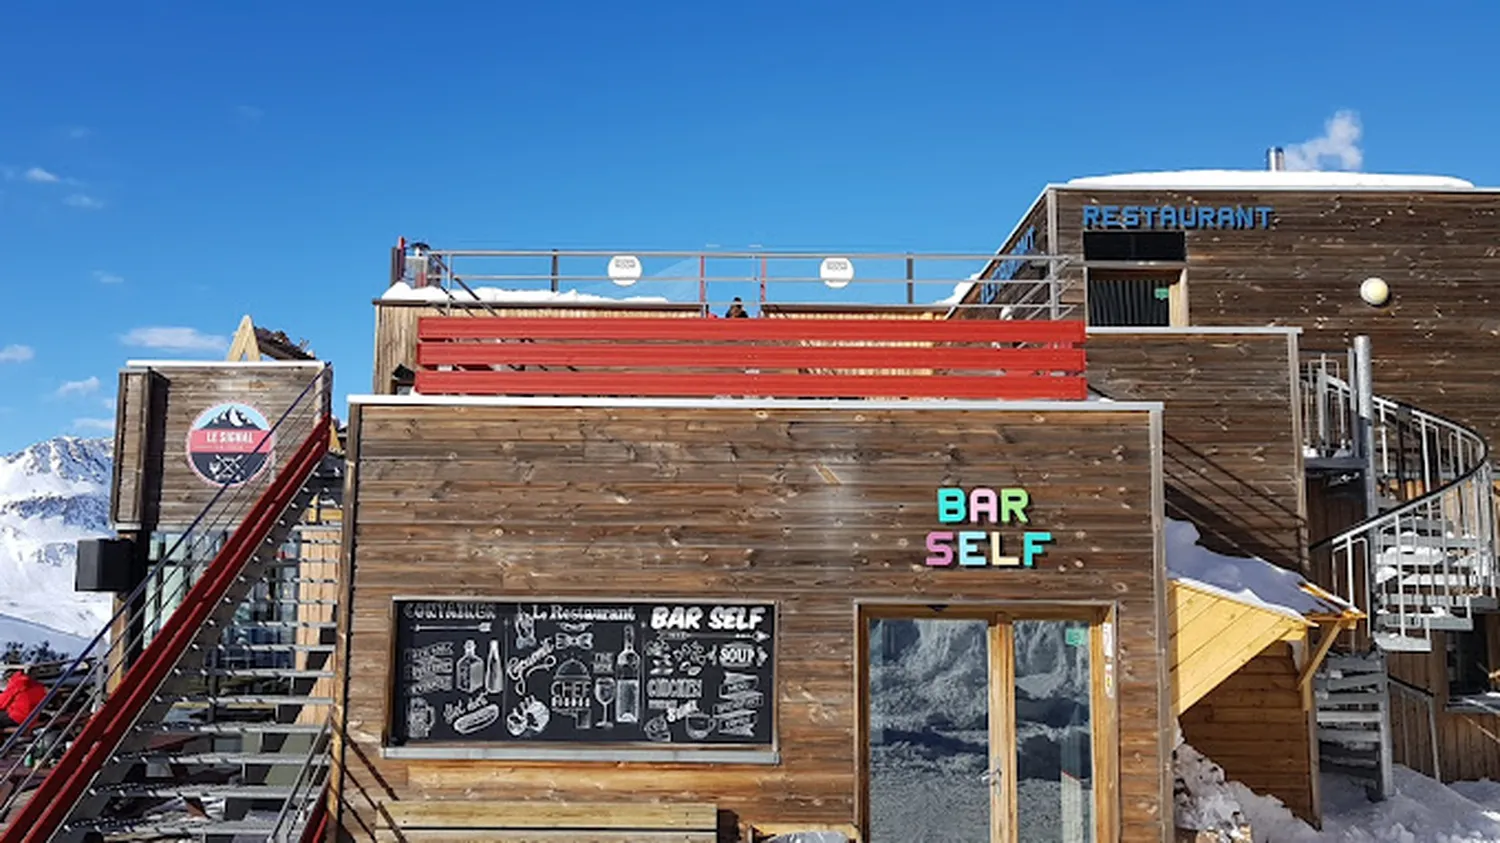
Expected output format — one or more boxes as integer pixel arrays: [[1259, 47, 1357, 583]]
[[684, 712, 715, 740], [550, 658, 593, 728], [505, 696, 550, 737], [414, 621, 493, 634], [594, 677, 616, 728], [455, 640, 485, 694], [505, 639, 557, 695], [644, 715, 671, 743], [452, 702, 500, 735], [615, 626, 643, 724], [646, 638, 675, 676], [407, 697, 435, 739], [558, 620, 592, 633], [406, 642, 455, 695], [675, 640, 713, 676], [515, 611, 537, 650], [592, 652, 614, 675], [484, 640, 504, 694], [554, 630, 593, 651]]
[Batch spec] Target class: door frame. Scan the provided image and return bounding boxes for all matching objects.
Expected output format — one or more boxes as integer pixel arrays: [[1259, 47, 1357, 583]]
[[855, 601, 1119, 843]]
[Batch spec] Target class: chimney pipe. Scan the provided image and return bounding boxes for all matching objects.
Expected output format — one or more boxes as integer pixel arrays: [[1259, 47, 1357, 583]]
[[1268, 147, 1286, 171]]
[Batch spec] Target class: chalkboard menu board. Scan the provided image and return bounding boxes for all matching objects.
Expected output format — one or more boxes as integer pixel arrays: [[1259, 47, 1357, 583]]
[[389, 598, 776, 748]]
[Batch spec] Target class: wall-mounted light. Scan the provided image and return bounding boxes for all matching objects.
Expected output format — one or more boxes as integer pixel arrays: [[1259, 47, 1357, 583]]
[[1360, 276, 1391, 307], [608, 255, 642, 287], [820, 256, 854, 290]]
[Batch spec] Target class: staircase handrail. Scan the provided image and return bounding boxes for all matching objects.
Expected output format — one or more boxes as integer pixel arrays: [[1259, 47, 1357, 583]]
[[0, 364, 329, 765], [0, 364, 332, 836], [1307, 371, 1491, 555], [268, 714, 333, 842]]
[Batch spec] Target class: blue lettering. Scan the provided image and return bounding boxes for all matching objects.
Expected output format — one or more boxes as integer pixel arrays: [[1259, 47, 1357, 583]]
[[1140, 207, 1156, 229], [1100, 206, 1120, 227], [1082, 203, 1275, 230], [1217, 207, 1235, 228], [1256, 206, 1274, 227], [1234, 207, 1254, 229], [1198, 206, 1218, 229], [957, 531, 987, 567], [1159, 205, 1177, 228], [1179, 206, 1197, 229], [1121, 206, 1140, 228], [1082, 206, 1100, 227]]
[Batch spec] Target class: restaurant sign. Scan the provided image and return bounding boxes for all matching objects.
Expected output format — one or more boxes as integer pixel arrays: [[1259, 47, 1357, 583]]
[[1082, 204, 1275, 230], [924, 486, 1054, 568]]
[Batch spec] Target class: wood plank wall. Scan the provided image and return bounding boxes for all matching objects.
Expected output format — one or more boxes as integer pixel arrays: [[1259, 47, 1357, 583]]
[[333, 402, 1169, 842], [112, 363, 327, 530], [1086, 330, 1308, 574], [110, 370, 155, 528], [372, 302, 704, 394], [1046, 188, 1500, 449], [1177, 643, 1318, 826], [1386, 621, 1500, 783]]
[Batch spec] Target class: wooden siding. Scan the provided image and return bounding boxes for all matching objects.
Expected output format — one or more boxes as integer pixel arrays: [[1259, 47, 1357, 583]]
[[113, 363, 327, 530], [1087, 330, 1308, 574], [1049, 188, 1500, 449], [110, 369, 158, 529], [1387, 622, 1500, 783], [371, 301, 703, 394], [1178, 643, 1319, 826], [1168, 580, 1308, 715], [334, 402, 1170, 842]]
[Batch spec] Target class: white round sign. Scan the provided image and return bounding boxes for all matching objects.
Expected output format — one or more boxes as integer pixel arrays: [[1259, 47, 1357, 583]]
[[1360, 276, 1390, 307], [608, 255, 642, 287], [820, 257, 854, 289]]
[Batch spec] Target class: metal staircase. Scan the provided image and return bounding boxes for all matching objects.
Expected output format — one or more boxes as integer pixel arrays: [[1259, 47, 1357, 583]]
[[1301, 347, 1499, 799], [0, 365, 337, 843]]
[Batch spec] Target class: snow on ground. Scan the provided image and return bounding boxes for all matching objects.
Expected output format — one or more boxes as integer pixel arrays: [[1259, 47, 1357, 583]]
[[380, 280, 671, 304], [1165, 517, 1356, 621]]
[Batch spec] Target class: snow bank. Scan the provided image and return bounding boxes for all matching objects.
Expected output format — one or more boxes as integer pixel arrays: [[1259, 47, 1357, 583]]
[[1234, 766, 1500, 843], [1166, 518, 1356, 622], [381, 281, 670, 304], [1065, 170, 1476, 191]]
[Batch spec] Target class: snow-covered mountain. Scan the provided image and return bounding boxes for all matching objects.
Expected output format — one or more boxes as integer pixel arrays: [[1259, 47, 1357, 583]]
[[0, 436, 115, 657]]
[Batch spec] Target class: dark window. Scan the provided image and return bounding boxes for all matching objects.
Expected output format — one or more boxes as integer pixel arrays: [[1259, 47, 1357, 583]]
[[1087, 277, 1172, 327], [1082, 231, 1186, 262], [1447, 621, 1495, 699]]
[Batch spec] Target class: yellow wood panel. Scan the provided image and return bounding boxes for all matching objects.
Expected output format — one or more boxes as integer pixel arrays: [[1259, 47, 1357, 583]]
[[1168, 580, 1308, 716]]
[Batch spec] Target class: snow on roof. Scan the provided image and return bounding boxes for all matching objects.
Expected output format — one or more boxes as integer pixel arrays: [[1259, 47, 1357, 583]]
[[380, 281, 671, 305], [1165, 518, 1357, 621], [1066, 169, 1476, 191]]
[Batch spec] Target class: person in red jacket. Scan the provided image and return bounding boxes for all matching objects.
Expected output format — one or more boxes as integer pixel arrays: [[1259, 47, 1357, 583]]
[[0, 667, 48, 732]]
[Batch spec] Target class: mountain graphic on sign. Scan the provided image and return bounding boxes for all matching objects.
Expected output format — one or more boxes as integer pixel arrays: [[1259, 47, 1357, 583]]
[[201, 406, 262, 430]]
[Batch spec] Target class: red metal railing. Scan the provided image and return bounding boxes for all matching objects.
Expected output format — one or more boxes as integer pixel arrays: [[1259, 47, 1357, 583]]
[[414, 316, 1088, 401], [0, 408, 332, 843]]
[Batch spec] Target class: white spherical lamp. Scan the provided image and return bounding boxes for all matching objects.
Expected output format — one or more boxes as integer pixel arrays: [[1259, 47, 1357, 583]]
[[1360, 276, 1390, 307]]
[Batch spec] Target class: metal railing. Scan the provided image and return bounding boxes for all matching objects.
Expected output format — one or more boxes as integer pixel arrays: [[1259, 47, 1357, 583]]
[[1302, 353, 1497, 651], [269, 715, 333, 842], [384, 243, 1081, 320], [0, 364, 333, 828]]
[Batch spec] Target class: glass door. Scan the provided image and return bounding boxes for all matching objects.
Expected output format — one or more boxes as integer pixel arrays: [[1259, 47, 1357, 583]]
[[863, 609, 1108, 843]]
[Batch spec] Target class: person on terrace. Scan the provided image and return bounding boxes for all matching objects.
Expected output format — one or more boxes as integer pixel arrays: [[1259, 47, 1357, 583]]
[[0, 667, 48, 735]]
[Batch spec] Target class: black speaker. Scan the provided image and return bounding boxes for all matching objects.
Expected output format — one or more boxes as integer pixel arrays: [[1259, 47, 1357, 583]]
[[76, 537, 138, 593]]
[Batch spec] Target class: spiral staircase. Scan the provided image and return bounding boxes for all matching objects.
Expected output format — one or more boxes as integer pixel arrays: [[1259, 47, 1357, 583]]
[[1301, 348, 1498, 799]]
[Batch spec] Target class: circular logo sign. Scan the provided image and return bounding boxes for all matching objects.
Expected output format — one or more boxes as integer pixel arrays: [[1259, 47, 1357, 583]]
[[185, 402, 275, 487]]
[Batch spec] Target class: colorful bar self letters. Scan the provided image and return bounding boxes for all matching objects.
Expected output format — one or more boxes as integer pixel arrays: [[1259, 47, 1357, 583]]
[[925, 486, 1054, 568]]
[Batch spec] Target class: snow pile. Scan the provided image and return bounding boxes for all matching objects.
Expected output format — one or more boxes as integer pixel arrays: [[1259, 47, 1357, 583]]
[[0, 436, 116, 647], [1165, 518, 1356, 621], [1174, 727, 1252, 840], [1233, 766, 1500, 843], [1065, 170, 1476, 191], [381, 280, 671, 304]]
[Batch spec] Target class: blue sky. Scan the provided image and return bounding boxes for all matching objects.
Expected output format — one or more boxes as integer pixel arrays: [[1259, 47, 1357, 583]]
[[1, 0, 1496, 454]]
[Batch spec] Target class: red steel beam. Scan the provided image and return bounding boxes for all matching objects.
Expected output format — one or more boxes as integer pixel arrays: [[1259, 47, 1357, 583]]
[[418, 316, 1087, 344], [0, 417, 331, 843], [417, 342, 1086, 372], [415, 370, 1088, 400]]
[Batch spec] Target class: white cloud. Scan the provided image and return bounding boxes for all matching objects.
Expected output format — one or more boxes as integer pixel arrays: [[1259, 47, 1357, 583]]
[[72, 418, 114, 432], [64, 194, 105, 210], [24, 167, 60, 184], [0, 344, 34, 363], [1284, 110, 1363, 172], [120, 326, 229, 353], [55, 376, 101, 398], [236, 105, 264, 122], [93, 270, 124, 284]]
